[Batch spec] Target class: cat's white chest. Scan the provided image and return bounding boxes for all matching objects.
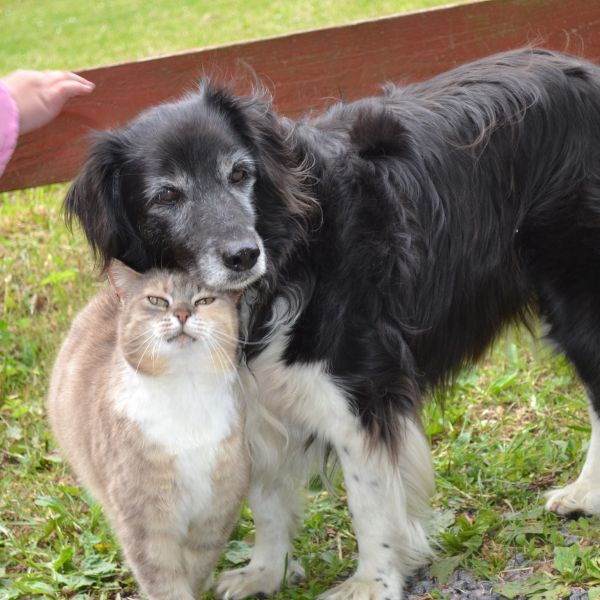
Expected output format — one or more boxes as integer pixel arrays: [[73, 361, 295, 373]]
[[117, 366, 239, 535]]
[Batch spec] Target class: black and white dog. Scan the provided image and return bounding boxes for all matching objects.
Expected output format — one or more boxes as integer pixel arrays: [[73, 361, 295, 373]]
[[66, 48, 600, 599]]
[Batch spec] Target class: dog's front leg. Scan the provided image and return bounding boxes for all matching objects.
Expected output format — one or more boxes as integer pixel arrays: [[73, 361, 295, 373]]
[[320, 416, 435, 600], [216, 431, 309, 599]]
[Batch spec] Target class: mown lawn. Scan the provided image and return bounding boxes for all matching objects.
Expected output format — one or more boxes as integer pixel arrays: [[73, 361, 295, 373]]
[[2, 1, 600, 599]]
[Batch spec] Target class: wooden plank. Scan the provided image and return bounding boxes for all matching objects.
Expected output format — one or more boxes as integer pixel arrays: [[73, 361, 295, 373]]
[[2, 0, 600, 192]]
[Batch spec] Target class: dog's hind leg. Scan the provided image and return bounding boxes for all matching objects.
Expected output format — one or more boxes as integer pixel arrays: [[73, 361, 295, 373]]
[[537, 270, 600, 516], [546, 400, 600, 516], [319, 415, 435, 600]]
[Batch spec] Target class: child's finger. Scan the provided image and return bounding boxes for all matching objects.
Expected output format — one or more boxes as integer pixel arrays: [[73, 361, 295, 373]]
[[44, 70, 95, 90], [46, 79, 96, 111]]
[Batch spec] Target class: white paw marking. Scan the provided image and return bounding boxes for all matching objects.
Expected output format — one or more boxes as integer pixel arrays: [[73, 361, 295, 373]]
[[216, 560, 304, 599], [318, 577, 400, 600], [545, 479, 600, 516]]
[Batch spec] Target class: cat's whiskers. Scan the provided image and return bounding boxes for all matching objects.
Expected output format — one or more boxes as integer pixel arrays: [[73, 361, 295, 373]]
[[214, 353, 246, 396], [204, 335, 243, 391], [202, 330, 225, 363], [134, 334, 160, 374], [127, 331, 156, 352], [150, 336, 161, 367], [196, 324, 238, 370], [126, 328, 153, 342], [204, 335, 228, 375], [203, 324, 265, 347], [210, 329, 262, 350]]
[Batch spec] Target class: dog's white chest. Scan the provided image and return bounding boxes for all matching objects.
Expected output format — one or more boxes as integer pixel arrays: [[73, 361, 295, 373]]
[[248, 326, 353, 436]]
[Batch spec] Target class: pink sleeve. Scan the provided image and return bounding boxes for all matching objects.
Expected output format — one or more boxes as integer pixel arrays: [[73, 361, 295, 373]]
[[0, 82, 20, 178]]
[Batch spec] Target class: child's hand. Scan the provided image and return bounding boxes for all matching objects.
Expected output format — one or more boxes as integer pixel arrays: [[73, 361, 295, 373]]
[[1, 70, 95, 135]]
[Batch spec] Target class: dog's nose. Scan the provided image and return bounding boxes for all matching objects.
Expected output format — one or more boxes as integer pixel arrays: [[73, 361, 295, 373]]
[[222, 242, 260, 272]]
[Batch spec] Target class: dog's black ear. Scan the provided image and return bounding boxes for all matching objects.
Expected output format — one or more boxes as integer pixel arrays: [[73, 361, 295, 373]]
[[203, 83, 316, 219], [64, 132, 137, 272], [245, 98, 316, 219]]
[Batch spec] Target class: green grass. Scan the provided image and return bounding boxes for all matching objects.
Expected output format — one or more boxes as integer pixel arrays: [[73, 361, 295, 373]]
[[2, 0, 464, 73], [2, 1, 600, 598]]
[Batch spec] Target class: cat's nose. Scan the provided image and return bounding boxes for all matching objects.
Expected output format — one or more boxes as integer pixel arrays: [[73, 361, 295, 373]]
[[174, 308, 190, 325]]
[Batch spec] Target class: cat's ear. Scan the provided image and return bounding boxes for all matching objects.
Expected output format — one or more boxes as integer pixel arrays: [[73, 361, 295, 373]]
[[107, 259, 142, 303]]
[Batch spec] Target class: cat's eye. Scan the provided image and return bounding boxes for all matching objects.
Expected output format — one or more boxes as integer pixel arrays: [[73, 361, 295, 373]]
[[195, 297, 216, 306], [147, 296, 169, 308], [156, 188, 181, 203], [229, 167, 249, 184]]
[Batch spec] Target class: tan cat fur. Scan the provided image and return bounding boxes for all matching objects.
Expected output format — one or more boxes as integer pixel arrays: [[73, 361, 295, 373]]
[[47, 262, 249, 600]]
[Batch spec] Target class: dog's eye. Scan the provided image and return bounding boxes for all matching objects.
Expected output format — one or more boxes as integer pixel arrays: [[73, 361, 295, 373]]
[[229, 168, 249, 184], [195, 297, 215, 306], [156, 188, 180, 203], [148, 296, 169, 308]]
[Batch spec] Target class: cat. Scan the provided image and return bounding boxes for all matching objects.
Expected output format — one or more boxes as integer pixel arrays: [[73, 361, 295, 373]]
[[46, 259, 249, 600]]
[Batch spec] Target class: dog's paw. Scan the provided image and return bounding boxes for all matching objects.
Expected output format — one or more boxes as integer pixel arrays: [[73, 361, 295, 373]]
[[318, 576, 402, 600], [545, 479, 600, 516], [216, 560, 304, 599]]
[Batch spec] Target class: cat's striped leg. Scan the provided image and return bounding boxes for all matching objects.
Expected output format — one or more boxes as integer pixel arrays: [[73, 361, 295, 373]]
[[119, 523, 197, 600]]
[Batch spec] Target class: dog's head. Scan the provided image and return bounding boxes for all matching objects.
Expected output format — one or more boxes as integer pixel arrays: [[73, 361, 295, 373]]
[[65, 82, 311, 290]]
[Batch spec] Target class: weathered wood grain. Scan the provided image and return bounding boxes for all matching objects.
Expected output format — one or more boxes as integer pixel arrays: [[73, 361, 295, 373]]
[[2, 0, 600, 192]]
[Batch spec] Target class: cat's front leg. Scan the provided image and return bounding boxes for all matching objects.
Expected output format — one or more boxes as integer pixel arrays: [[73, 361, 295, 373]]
[[118, 520, 198, 600]]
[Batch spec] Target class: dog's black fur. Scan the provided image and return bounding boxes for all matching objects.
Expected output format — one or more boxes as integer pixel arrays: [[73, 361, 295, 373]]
[[66, 48, 600, 452]]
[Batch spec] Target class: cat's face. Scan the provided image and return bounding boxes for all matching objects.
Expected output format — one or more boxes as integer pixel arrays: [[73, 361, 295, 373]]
[[108, 260, 240, 376]]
